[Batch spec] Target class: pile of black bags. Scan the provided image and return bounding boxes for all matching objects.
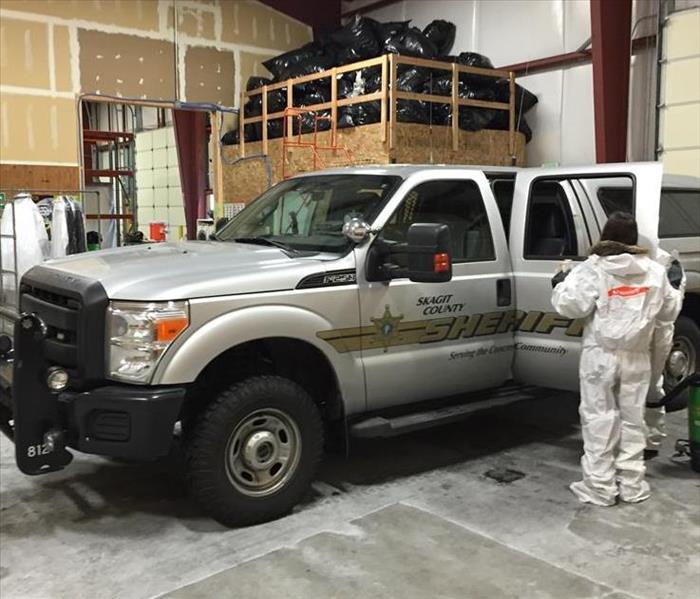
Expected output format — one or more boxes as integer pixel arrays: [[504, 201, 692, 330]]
[[223, 16, 536, 144]]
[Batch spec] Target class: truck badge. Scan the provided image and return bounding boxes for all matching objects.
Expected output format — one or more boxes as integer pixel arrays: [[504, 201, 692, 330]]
[[371, 305, 404, 352]]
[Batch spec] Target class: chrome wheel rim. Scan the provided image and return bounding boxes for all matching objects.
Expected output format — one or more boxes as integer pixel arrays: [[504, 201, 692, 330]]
[[665, 336, 696, 386], [225, 409, 301, 497]]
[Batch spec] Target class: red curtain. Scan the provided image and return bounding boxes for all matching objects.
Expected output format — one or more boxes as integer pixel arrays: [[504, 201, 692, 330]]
[[173, 110, 208, 240]]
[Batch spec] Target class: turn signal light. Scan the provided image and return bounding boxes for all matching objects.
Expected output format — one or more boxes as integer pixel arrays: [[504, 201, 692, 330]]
[[155, 316, 189, 342], [434, 253, 451, 273]]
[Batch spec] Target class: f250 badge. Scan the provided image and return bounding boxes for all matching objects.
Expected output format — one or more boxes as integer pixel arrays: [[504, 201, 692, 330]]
[[317, 307, 584, 354]]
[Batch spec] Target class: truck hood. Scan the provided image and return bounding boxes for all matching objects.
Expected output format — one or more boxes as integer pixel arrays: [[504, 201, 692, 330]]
[[44, 241, 329, 300]]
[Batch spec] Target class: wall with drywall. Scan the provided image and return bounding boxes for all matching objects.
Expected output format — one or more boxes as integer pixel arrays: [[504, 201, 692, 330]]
[[0, 0, 312, 185]]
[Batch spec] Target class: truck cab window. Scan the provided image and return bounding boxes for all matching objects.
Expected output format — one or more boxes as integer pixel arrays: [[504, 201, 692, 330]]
[[382, 179, 496, 262], [525, 181, 577, 258], [597, 187, 633, 216]]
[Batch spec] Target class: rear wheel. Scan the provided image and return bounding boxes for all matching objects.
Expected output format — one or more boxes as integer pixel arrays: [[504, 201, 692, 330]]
[[185, 375, 323, 527], [664, 315, 700, 413]]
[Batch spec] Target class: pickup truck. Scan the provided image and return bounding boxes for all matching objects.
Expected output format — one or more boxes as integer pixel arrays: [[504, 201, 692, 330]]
[[1, 162, 698, 527]]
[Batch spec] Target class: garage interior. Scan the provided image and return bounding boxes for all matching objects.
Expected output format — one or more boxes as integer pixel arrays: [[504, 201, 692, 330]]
[[0, 1, 699, 598]]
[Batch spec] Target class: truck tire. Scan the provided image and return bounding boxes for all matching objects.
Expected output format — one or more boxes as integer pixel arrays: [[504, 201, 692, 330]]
[[664, 316, 700, 413], [185, 376, 323, 527]]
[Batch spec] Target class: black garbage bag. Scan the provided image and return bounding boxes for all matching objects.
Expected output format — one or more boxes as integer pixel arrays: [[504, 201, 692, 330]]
[[277, 54, 335, 81], [268, 119, 284, 139], [330, 15, 380, 59], [299, 89, 328, 108], [363, 66, 382, 93], [221, 129, 239, 145], [493, 79, 538, 113], [488, 111, 534, 143], [267, 88, 287, 113], [262, 41, 323, 79], [429, 73, 452, 96], [384, 26, 438, 58], [396, 66, 431, 91], [456, 52, 496, 87], [372, 20, 411, 45], [244, 95, 262, 117], [458, 86, 497, 131], [246, 76, 272, 91], [292, 110, 332, 135], [423, 20, 456, 56], [456, 52, 494, 69], [337, 76, 354, 99], [338, 107, 355, 128], [397, 99, 428, 124], [340, 101, 381, 127]]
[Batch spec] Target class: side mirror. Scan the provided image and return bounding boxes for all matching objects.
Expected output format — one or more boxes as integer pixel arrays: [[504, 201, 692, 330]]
[[407, 223, 452, 283], [343, 217, 372, 243]]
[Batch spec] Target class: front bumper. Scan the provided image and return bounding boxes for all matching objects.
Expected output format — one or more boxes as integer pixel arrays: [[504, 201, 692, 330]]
[[2, 313, 185, 475]]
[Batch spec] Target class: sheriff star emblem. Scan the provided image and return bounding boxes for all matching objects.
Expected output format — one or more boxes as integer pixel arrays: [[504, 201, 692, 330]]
[[371, 305, 404, 352]]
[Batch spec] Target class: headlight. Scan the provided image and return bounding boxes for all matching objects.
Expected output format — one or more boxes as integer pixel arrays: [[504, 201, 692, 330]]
[[106, 301, 189, 383]]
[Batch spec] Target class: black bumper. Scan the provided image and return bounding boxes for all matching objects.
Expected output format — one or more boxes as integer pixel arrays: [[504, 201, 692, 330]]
[[5, 313, 185, 475]]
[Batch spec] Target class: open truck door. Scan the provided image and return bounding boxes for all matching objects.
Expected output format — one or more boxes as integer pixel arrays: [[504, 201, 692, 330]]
[[508, 162, 663, 391]]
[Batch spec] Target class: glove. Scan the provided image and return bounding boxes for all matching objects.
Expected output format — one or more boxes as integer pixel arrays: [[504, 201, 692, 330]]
[[667, 259, 683, 290], [551, 269, 570, 288]]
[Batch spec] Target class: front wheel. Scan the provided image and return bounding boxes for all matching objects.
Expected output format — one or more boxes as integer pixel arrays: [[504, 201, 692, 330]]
[[664, 315, 700, 413], [185, 376, 324, 527]]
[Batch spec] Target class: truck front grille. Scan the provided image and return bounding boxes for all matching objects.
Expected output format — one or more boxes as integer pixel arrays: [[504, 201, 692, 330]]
[[18, 267, 109, 389]]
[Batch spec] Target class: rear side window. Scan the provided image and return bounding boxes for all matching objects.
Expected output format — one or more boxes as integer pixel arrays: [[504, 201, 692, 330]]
[[659, 189, 700, 238], [491, 180, 515, 238], [525, 181, 578, 258], [382, 179, 496, 262], [597, 186, 700, 238], [597, 187, 634, 215]]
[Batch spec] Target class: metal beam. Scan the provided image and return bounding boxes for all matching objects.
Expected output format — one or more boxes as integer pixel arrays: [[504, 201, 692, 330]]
[[590, 0, 633, 163]]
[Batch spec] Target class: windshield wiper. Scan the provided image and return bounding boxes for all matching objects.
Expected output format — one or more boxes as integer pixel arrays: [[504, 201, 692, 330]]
[[233, 237, 300, 256]]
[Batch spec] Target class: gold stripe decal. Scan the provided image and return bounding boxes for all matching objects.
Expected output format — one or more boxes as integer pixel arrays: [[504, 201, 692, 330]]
[[316, 308, 584, 354]]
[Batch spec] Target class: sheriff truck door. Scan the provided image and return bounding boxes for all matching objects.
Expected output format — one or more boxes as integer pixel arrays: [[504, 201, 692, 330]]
[[355, 170, 514, 411], [509, 163, 663, 391]]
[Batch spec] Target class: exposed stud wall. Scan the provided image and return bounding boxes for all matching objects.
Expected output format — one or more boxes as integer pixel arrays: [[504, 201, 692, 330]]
[[0, 0, 312, 183]]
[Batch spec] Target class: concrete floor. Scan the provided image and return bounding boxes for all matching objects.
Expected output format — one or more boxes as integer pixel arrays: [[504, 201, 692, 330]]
[[1, 395, 698, 599]]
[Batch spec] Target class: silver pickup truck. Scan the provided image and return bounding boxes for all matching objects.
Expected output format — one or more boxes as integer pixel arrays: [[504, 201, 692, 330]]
[[1, 162, 698, 526]]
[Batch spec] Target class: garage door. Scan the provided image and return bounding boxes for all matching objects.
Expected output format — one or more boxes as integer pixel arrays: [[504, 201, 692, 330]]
[[658, 6, 700, 177]]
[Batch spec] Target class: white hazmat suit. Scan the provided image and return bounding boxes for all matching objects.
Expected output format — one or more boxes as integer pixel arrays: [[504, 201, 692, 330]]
[[552, 242, 683, 506]]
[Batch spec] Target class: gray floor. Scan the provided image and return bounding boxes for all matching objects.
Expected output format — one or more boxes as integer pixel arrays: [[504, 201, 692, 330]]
[[1, 396, 698, 599]]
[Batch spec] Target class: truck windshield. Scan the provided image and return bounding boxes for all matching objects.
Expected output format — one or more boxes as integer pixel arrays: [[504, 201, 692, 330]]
[[217, 174, 402, 253]]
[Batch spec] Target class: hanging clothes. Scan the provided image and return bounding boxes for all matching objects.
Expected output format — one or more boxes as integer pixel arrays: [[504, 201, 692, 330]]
[[50, 197, 87, 258], [0, 193, 49, 298]]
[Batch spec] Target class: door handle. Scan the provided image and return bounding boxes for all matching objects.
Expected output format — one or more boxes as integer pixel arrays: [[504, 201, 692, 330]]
[[497, 279, 512, 307]]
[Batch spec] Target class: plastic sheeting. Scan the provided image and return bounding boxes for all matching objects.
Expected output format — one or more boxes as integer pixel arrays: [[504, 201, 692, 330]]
[[0, 194, 48, 297]]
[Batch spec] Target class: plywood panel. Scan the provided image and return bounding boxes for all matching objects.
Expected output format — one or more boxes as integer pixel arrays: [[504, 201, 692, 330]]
[[0, 0, 160, 31], [221, 0, 312, 50], [0, 19, 50, 89], [78, 29, 176, 100], [185, 46, 235, 105], [221, 122, 525, 204], [0, 94, 79, 163], [0, 164, 80, 191], [53, 24, 73, 92], [393, 123, 525, 167]]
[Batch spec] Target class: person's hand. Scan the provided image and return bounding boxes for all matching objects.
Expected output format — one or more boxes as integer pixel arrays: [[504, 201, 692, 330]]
[[551, 269, 570, 288], [667, 259, 683, 290]]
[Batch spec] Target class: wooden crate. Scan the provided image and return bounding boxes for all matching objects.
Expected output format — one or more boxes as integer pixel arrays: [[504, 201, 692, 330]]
[[221, 54, 525, 205]]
